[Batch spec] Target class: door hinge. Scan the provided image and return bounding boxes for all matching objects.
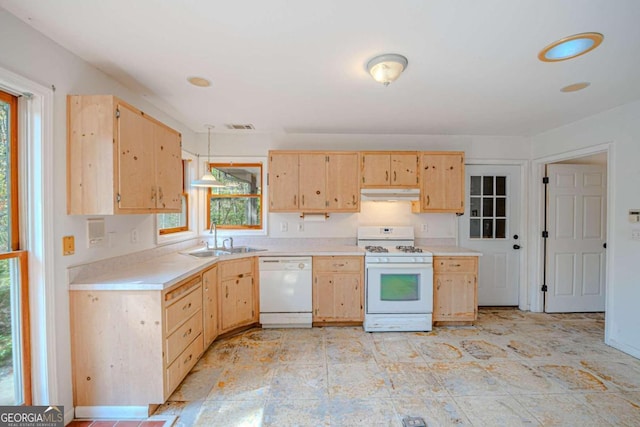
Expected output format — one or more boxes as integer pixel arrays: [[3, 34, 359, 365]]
[[542, 231, 549, 238], [541, 284, 548, 292], [542, 176, 549, 184], [266, 173, 269, 186], [115, 108, 120, 119], [116, 193, 121, 203]]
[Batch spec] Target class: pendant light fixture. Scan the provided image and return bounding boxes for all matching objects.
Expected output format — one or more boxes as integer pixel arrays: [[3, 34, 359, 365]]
[[191, 125, 225, 188]]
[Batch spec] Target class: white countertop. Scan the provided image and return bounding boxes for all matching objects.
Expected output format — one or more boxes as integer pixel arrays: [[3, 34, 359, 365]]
[[69, 244, 365, 291], [422, 246, 483, 257], [69, 244, 481, 291]]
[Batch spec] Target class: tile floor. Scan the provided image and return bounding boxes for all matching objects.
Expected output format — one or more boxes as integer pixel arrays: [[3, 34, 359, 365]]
[[153, 308, 640, 426]]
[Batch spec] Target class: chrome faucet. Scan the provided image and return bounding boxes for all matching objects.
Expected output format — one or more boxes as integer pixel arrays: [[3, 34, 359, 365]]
[[207, 220, 217, 249], [223, 237, 234, 250]]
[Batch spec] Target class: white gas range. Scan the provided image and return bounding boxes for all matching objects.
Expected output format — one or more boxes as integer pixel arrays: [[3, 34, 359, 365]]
[[357, 226, 433, 332]]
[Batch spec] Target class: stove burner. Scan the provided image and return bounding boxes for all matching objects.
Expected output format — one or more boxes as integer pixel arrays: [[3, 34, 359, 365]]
[[365, 246, 389, 253], [396, 245, 423, 253]]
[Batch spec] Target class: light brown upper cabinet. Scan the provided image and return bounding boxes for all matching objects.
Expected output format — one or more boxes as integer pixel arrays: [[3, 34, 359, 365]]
[[268, 151, 359, 213], [412, 151, 465, 213], [361, 152, 419, 188], [67, 95, 183, 215]]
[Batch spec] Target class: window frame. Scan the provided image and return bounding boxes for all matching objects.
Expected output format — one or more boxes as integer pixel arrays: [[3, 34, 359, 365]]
[[0, 89, 31, 405], [157, 159, 189, 235], [206, 162, 263, 231]]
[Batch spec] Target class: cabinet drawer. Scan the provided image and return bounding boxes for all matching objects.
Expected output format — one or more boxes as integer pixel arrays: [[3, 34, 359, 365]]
[[166, 333, 203, 396], [434, 257, 476, 273], [165, 285, 202, 334], [313, 256, 362, 273], [165, 309, 203, 364], [220, 258, 253, 279]]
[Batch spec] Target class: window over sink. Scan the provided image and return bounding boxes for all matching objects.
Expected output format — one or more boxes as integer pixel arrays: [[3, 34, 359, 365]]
[[207, 162, 263, 230]]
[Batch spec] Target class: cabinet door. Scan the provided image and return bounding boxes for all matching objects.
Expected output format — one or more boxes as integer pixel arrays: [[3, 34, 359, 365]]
[[433, 273, 476, 321], [421, 153, 465, 213], [235, 276, 255, 326], [219, 278, 237, 332], [334, 274, 363, 321], [117, 103, 156, 210], [361, 153, 390, 187], [298, 153, 327, 210], [202, 266, 218, 347], [327, 153, 359, 211], [313, 274, 335, 320], [269, 153, 299, 211], [154, 123, 182, 211], [391, 154, 419, 187]]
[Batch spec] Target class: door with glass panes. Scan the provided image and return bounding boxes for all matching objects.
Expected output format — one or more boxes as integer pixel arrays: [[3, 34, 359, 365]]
[[459, 165, 521, 306]]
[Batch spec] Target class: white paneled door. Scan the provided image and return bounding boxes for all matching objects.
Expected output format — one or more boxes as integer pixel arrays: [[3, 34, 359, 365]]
[[545, 164, 606, 312], [459, 165, 521, 306]]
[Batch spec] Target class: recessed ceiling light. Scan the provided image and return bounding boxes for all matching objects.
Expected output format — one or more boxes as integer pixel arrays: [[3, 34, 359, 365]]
[[187, 76, 211, 87], [560, 82, 591, 92], [538, 32, 603, 62]]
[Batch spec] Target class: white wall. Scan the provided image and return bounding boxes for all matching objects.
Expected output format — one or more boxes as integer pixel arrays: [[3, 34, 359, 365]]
[[531, 99, 640, 357], [0, 8, 197, 414]]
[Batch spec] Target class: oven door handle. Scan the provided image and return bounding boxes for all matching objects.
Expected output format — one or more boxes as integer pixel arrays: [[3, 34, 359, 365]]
[[366, 263, 433, 270]]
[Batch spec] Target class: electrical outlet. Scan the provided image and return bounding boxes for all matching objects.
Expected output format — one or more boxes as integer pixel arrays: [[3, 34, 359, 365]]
[[421, 224, 428, 232], [62, 236, 75, 255], [297, 222, 304, 232], [632, 229, 640, 241], [130, 228, 139, 244], [280, 222, 288, 232]]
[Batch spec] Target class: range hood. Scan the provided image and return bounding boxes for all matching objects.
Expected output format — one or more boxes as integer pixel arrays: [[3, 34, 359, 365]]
[[360, 188, 420, 202]]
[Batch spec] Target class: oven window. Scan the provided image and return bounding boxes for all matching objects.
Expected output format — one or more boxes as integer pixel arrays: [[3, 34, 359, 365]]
[[380, 274, 420, 301]]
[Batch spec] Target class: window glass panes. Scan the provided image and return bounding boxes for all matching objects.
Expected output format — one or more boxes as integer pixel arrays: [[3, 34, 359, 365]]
[[496, 176, 506, 196], [469, 174, 509, 240], [210, 197, 261, 227], [470, 176, 481, 195], [483, 219, 493, 238], [158, 194, 188, 234], [470, 198, 480, 217], [496, 198, 506, 217], [483, 176, 494, 195], [496, 219, 506, 239], [209, 164, 263, 229], [482, 198, 493, 217], [0, 101, 10, 252]]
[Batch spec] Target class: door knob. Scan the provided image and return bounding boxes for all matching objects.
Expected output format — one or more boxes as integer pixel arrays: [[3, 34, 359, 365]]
[[513, 234, 519, 240], [513, 244, 521, 250]]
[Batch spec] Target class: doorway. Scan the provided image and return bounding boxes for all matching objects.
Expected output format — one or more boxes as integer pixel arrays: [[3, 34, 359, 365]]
[[544, 153, 607, 312], [459, 164, 522, 306]]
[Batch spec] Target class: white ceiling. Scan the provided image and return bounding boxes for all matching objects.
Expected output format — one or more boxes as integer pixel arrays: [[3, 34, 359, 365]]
[[2, 0, 640, 136]]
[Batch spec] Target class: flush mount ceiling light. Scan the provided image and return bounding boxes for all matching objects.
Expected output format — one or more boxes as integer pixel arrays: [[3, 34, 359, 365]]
[[187, 76, 211, 87], [561, 82, 591, 92], [367, 54, 408, 86], [191, 125, 225, 188], [538, 32, 604, 62]]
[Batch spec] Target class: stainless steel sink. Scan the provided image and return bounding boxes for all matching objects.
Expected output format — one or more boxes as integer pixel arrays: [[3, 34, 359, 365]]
[[227, 246, 266, 254], [182, 246, 265, 258], [183, 248, 230, 258]]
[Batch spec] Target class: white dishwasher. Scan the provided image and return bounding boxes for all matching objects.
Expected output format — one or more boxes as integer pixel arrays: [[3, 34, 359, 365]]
[[259, 257, 313, 328]]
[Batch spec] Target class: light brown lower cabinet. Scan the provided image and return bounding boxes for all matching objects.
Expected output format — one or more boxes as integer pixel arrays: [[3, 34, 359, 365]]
[[433, 256, 478, 324], [312, 256, 364, 323], [218, 258, 258, 333], [70, 274, 203, 407], [202, 265, 218, 348]]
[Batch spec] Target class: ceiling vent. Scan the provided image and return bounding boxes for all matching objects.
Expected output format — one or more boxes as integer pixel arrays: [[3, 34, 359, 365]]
[[226, 124, 255, 130]]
